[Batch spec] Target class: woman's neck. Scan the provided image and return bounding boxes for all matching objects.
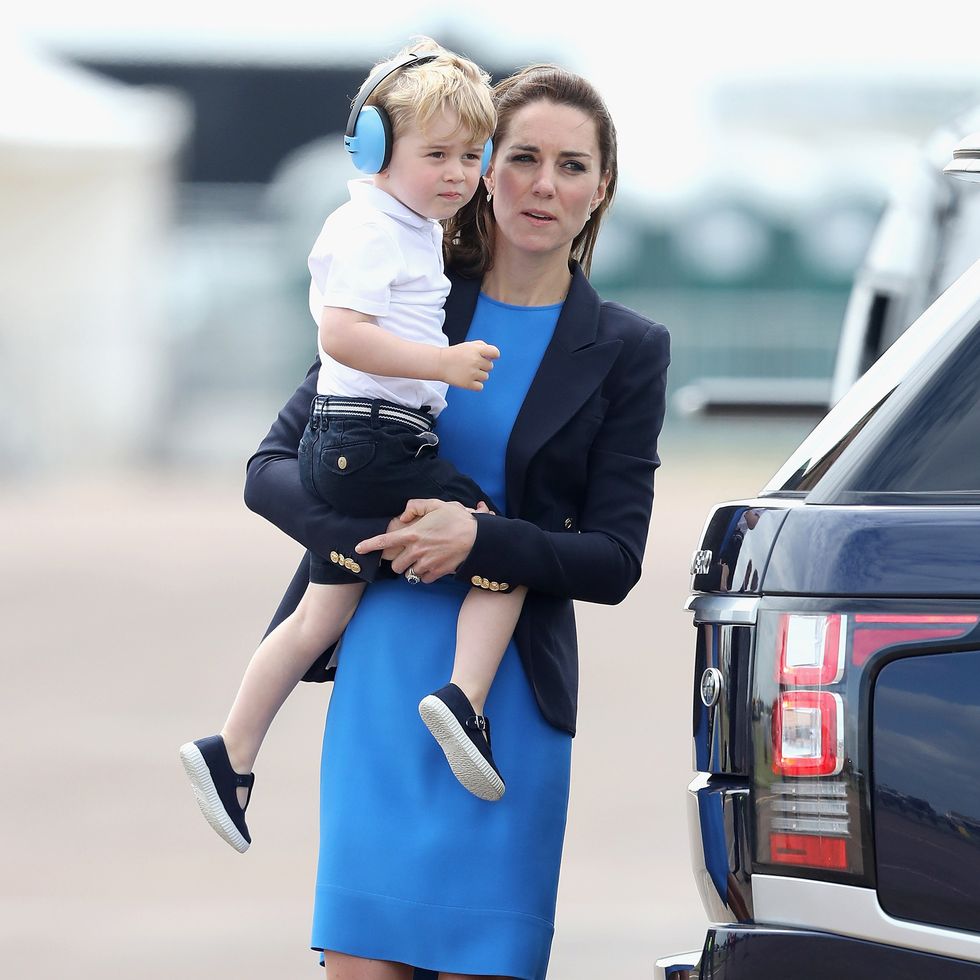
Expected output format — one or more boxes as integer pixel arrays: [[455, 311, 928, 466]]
[[481, 245, 572, 307]]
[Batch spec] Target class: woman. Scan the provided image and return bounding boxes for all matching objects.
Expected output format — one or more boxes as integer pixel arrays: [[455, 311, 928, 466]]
[[244, 64, 670, 980]]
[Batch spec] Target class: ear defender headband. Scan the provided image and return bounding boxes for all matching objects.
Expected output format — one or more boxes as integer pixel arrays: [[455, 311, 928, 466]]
[[345, 52, 493, 176]]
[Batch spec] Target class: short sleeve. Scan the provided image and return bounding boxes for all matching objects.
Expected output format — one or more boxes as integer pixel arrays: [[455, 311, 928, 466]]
[[308, 216, 401, 320]]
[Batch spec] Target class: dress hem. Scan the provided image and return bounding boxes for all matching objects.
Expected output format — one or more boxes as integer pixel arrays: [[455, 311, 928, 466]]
[[311, 882, 554, 980]]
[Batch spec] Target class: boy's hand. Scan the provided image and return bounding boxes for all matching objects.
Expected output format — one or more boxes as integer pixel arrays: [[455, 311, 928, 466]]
[[438, 340, 500, 391]]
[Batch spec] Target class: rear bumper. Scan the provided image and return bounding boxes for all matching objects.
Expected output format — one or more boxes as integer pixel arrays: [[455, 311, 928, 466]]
[[666, 924, 980, 979]]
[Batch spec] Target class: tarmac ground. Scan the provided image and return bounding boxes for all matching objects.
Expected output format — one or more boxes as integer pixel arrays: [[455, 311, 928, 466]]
[[1, 423, 809, 978]]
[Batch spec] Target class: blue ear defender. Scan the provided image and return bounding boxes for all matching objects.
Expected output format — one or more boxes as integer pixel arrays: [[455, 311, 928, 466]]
[[345, 105, 392, 175], [345, 52, 494, 177], [345, 53, 437, 175], [480, 137, 493, 177]]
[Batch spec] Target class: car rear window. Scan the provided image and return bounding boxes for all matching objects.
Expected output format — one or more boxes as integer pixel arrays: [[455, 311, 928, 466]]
[[832, 322, 980, 501]]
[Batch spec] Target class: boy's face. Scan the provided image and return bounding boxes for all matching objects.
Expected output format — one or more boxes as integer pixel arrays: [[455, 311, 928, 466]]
[[375, 109, 486, 220]]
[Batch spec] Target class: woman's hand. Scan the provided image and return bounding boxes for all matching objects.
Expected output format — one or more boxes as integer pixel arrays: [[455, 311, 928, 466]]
[[377, 513, 412, 562], [357, 499, 492, 583]]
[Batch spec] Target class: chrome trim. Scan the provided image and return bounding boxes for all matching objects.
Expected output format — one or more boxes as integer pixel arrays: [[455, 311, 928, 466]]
[[771, 780, 847, 797], [654, 952, 701, 980], [686, 594, 761, 625], [689, 771, 712, 792], [691, 549, 713, 576], [753, 874, 980, 963], [687, 774, 754, 925], [700, 667, 723, 707], [770, 815, 850, 835], [687, 778, 725, 923], [694, 624, 742, 772], [835, 614, 848, 683], [830, 692, 844, 776], [772, 798, 849, 817]]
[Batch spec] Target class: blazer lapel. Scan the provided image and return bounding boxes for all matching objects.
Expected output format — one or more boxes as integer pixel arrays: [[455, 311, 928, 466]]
[[505, 265, 621, 515], [444, 265, 622, 516]]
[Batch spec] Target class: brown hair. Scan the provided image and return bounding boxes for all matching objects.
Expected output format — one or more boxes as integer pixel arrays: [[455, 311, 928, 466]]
[[445, 64, 618, 278], [360, 37, 495, 146]]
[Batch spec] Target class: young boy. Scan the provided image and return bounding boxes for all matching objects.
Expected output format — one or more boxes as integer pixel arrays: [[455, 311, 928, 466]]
[[180, 40, 527, 853]]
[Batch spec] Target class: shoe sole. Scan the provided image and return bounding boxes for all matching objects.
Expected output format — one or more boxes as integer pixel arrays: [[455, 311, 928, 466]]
[[179, 742, 250, 853], [418, 697, 505, 802]]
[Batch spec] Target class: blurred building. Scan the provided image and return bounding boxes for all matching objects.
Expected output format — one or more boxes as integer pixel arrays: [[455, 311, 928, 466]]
[[5, 31, 980, 471], [0, 39, 190, 474]]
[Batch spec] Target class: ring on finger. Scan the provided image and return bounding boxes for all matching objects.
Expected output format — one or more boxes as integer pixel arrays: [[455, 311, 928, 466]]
[[405, 565, 421, 585]]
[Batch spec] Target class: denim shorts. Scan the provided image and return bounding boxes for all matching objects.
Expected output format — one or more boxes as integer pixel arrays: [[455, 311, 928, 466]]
[[298, 396, 499, 584]]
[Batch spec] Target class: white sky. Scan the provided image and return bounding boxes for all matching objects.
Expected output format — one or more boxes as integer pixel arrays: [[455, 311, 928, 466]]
[[12, 1, 980, 200], [16, 1, 980, 74]]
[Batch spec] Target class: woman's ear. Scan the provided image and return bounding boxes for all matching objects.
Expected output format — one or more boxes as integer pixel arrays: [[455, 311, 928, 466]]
[[591, 170, 610, 213], [483, 165, 495, 197]]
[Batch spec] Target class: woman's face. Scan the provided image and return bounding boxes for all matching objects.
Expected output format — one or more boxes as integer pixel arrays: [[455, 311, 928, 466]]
[[485, 99, 608, 262]]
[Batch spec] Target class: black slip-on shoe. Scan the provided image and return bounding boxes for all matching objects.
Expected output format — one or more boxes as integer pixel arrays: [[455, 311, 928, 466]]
[[419, 683, 505, 802], [179, 735, 254, 853]]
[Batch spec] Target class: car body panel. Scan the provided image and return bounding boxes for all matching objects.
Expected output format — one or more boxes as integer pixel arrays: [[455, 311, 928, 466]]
[[690, 501, 795, 596], [697, 923, 980, 979], [761, 506, 980, 597]]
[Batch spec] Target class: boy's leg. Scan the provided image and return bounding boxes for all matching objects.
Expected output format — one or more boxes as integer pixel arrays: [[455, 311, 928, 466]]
[[418, 585, 527, 802], [450, 586, 527, 716], [220, 580, 365, 802]]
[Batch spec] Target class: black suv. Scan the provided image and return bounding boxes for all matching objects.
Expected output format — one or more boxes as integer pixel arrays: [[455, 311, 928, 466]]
[[659, 137, 980, 978]]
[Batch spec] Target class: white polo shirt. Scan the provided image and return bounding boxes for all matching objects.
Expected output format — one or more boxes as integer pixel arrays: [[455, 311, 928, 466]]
[[308, 179, 451, 416]]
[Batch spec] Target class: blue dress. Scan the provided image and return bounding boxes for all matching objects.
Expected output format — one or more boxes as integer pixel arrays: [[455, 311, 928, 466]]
[[311, 294, 572, 980]]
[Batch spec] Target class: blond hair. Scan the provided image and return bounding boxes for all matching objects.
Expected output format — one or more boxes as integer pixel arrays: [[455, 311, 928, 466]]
[[358, 37, 495, 145]]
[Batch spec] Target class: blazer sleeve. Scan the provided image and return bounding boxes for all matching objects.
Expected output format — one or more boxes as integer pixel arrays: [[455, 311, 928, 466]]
[[454, 320, 670, 605], [242, 359, 390, 581]]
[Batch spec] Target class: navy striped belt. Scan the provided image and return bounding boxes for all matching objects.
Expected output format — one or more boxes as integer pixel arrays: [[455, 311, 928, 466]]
[[310, 395, 434, 433]]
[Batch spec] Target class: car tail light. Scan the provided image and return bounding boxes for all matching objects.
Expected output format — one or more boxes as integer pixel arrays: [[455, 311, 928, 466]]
[[770, 832, 847, 869], [752, 607, 978, 881], [772, 691, 843, 777], [850, 614, 979, 666], [777, 613, 846, 685]]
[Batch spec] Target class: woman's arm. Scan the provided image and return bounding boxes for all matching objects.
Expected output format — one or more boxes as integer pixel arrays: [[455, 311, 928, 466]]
[[458, 322, 669, 603], [243, 360, 390, 580], [358, 321, 670, 604]]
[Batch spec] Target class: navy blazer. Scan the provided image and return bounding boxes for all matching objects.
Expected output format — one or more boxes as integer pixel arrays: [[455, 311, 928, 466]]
[[244, 262, 670, 735]]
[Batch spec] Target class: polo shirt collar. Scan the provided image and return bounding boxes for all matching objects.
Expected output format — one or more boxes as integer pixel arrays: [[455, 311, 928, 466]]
[[348, 178, 431, 229]]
